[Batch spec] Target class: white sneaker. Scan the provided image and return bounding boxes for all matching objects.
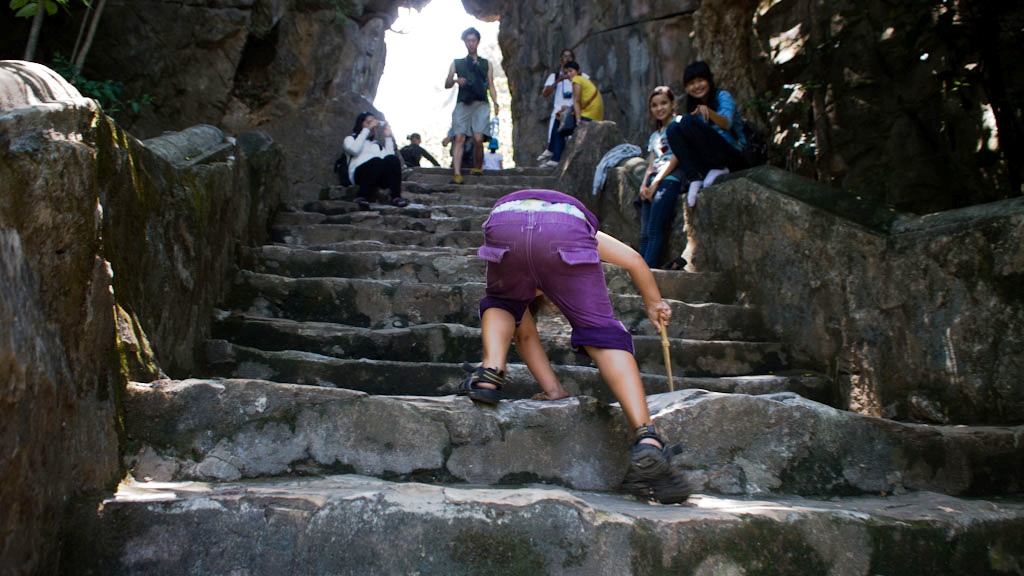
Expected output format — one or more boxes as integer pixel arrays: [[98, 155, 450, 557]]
[[703, 168, 729, 187], [541, 159, 559, 168], [536, 149, 553, 162], [686, 180, 702, 207]]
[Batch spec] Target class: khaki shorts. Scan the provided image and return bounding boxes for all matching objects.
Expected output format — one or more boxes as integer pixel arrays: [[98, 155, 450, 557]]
[[452, 100, 490, 136]]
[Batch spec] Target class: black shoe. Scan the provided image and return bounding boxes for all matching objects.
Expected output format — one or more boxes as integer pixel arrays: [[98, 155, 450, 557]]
[[392, 196, 409, 208], [355, 197, 371, 211], [620, 424, 692, 504], [662, 256, 687, 271], [456, 366, 504, 405]]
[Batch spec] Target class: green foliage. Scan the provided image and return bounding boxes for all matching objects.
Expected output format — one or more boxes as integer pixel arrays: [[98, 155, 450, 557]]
[[50, 54, 153, 117], [9, 0, 86, 18]]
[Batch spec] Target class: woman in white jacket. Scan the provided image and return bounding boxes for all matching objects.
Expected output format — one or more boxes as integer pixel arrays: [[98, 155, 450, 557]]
[[343, 112, 409, 210]]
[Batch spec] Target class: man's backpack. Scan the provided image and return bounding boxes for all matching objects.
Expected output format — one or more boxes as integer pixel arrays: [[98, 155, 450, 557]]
[[333, 152, 351, 186], [735, 118, 767, 167]]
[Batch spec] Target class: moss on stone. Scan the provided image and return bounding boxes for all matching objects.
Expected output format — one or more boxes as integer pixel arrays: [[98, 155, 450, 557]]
[[631, 517, 831, 575], [448, 526, 548, 576]]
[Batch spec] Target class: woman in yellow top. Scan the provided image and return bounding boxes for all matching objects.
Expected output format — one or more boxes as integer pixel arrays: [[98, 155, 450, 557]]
[[564, 61, 603, 122]]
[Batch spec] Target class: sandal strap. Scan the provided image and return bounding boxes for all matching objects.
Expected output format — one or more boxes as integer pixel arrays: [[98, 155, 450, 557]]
[[634, 424, 665, 445], [473, 367, 504, 389]]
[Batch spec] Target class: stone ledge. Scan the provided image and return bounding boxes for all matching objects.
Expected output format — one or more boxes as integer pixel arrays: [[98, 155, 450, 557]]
[[66, 474, 1024, 576], [124, 379, 1024, 497]]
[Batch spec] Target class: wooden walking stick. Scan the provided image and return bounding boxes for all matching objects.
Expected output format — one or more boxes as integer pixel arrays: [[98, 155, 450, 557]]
[[659, 319, 675, 392]]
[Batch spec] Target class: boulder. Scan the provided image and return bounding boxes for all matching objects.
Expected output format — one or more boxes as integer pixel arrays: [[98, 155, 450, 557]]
[[0, 60, 286, 574]]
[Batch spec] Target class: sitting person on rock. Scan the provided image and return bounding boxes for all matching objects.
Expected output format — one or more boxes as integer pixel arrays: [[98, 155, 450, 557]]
[[459, 189, 691, 504], [637, 86, 684, 269], [565, 60, 603, 124], [399, 132, 440, 167], [343, 112, 409, 210], [651, 61, 747, 208]]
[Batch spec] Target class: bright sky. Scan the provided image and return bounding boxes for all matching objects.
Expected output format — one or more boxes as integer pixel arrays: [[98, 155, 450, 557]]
[[374, 0, 512, 166]]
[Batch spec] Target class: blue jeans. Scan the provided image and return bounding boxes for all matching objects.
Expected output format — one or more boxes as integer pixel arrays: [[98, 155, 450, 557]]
[[639, 178, 682, 267], [548, 120, 567, 162]]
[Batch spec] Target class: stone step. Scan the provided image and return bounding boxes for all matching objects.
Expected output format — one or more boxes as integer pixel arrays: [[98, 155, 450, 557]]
[[408, 166, 560, 188], [299, 200, 491, 220], [277, 206, 489, 230], [121, 379, 1024, 499], [238, 246, 731, 304], [208, 316, 788, 379], [320, 182, 523, 208], [271, 209, 486, 242], [202, 335, 826, 402], [65, 475, 1024, 576], [221, 271, 771, 340], [270, 222, 484, 249]]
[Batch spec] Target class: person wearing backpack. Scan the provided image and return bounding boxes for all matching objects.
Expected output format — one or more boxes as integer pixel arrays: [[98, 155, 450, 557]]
[[650, 61, 749, 208], [444, 27, 499, 184], [343, 112, 409, 210]]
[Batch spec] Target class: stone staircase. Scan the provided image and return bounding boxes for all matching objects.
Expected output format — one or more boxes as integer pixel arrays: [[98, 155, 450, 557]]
[[66, 167, 1024, 575]]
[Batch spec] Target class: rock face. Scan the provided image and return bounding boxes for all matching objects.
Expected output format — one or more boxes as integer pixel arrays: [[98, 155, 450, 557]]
[[78, 0, 413, 208], [10, 0, 1013, 211], [486, 0, 1022, 211], [0, 60, 285, 575], [688, 167, 1024, 424]]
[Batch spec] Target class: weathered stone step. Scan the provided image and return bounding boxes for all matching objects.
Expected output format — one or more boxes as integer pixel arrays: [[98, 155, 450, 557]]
[[604, 267, 733, 303], [203, 332, 826, 401], [238, 246, 731, 303], [202, 340, 605, 398], [278, 206, 489, 228], [66, 475, 1024, 576], [122, 379, 1024, 499], [408, 166, 560, 188], [321, 182, 524, 207], [209, 316, 787, 378], [271, 210, 486, 242], [303, 197, 493, 217], [240, 245, 486, 283], [221, 271, 770, 340], [270, 222, 484, 249]]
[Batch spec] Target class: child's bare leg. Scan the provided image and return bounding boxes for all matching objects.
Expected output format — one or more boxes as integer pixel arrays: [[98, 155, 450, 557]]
[[515, 310, 569, 399], [478, 307, 516, 389], [585, 346, 661, 447], [589, 345, 691, 503]]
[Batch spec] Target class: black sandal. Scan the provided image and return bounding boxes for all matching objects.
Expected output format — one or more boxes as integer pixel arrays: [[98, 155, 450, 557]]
[[457, 366, 504, 405], [621, 424, 692, 504], [392, 196, 409, 208], [662, 256, 687, 271], [355, 197, 371, 211]]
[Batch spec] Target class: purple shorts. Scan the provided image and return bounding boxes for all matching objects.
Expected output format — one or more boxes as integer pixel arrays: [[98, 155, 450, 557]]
[[478, 208, 634, 354]]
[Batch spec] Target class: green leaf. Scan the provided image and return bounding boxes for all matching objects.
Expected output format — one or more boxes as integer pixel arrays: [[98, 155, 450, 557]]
[[10, 0, 30, 10], [14, 3, 36, 17]]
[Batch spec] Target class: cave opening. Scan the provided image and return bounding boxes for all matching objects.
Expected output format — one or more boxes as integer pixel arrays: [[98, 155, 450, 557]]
[[374, 0, 513, 168]]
